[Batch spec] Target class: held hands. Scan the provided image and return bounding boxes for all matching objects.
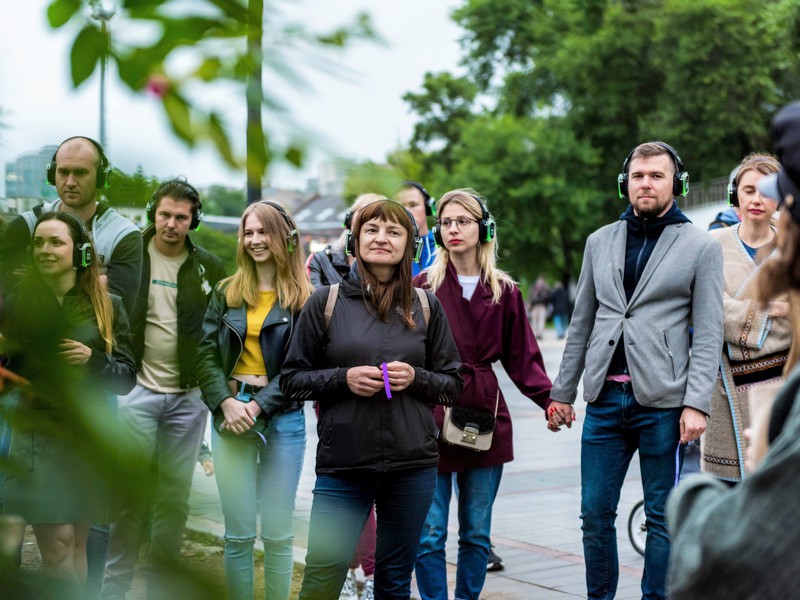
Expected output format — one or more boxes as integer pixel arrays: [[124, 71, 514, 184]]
[[547, 401, 575, 432], [58, 338, 92, 366], [219, 397, 263, 435]]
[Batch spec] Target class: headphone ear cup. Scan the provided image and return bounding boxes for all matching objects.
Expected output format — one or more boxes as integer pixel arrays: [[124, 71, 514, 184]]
[[675, 172, 690, 197], [412, 236, 423, 263], [287, 229, 299, 253], [618, 173, 629, 199], [74, 242, 93, 269], [433, 225, 444, 248], [97, 166, 112, 190], [478, 217, 496, 244], [46, 162, 56, 186], [345, 230, 355, 256], [728, 180, 738, 207]]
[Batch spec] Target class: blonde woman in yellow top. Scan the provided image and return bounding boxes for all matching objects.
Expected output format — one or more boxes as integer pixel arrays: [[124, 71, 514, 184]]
[[197, 201, 313, 600]]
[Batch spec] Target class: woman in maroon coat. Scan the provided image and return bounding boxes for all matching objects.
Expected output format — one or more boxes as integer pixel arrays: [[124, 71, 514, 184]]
[[413, 189, 552, 600]]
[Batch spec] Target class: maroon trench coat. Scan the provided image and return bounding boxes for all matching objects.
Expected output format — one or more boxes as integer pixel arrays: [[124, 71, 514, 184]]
[[415, 262, 552, 472]]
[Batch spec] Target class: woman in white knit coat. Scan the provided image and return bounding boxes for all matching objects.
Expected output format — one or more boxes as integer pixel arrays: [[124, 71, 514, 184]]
[[702, 153, 792, 482]]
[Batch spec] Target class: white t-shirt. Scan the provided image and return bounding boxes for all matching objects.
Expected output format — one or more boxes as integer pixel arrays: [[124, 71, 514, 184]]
[[458, 274, 481, 301], [138, 240, 188, 393]]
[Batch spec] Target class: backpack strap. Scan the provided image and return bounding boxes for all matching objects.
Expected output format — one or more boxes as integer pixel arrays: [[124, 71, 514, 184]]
[[324, 283, 340, 330], [415, 287, 430, 327]]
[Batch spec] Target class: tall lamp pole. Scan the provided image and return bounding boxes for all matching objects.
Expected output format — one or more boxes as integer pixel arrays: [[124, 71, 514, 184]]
[[90, 0, 117, 150]]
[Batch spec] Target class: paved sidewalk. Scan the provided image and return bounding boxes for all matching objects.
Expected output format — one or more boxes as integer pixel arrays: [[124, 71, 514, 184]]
[[187, 328, 647, 599]]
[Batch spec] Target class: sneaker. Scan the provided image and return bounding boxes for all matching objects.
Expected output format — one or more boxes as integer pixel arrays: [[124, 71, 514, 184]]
[[360, 578, 374, 600], [487, 544, 504, 572], [339, 570, 359, 600]]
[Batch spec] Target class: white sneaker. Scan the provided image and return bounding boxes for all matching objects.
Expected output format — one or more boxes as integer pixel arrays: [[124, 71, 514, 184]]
[[339, 570, 359, 600], [360, 578, 374, 600]]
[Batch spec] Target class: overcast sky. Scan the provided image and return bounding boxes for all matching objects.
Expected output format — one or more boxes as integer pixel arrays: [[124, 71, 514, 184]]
[[0, 0, 464, 192]]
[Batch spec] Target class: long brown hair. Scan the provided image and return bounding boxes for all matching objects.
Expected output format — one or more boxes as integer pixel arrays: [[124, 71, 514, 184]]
[[221, 201, 312, 313], [34, 212, 114, 353], [352, 199, 417, 328]]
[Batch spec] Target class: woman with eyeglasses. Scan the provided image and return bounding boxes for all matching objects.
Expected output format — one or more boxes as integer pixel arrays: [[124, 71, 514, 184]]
[[196, 201, 313, 600], [1, 211, 135, 584], [281, 198, 462, 600], [413, 189, 552, 600]]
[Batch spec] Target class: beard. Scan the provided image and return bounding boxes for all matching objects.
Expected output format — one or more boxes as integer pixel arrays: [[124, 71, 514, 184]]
[[632, 197, 673, 219]]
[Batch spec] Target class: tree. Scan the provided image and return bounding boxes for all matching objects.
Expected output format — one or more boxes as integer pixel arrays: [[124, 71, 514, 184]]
[[46, 0, 376, 186], [203, 185, 247, 216], [104, 166, 159, 209]]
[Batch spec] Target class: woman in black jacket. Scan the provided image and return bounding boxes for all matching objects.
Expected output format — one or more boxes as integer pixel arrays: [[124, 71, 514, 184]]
[[281, 198, 462, 600], [196, 201, 312, 600], [1, 211, 135, 583]]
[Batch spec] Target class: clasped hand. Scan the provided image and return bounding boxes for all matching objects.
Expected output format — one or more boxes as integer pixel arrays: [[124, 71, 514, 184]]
[[219, 397, 263, 435], [347, 361, 415, 397], [59, 338, 92, 366], [547, 400, 575, 432]]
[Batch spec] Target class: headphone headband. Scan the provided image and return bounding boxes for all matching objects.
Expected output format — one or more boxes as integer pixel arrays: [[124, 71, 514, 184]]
[[402, 180, 436, 217], [345, 198, 423, 262], [432, 192, 496, 247], [46, 136, 112, 190], [146, 178, 204, 230], [258, 200, 300, 253], [617, 141, 689, 199]]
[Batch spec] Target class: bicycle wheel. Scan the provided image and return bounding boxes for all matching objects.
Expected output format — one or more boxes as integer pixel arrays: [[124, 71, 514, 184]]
[[627, 499, 646, 556]]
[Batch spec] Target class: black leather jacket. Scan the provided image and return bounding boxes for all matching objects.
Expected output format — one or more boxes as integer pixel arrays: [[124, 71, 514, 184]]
[[131, 227, 226, 389], [196, 284, 296, 421]]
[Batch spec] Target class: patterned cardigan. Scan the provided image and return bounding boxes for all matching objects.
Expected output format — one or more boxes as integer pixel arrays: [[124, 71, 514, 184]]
[[701, 224, 791, 481]]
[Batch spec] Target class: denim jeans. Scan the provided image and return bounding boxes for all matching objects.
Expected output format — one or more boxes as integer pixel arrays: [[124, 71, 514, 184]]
[[415, 465, 503, 600], [103, 385, 208, 598], [213, 407, 305, 600], [581, 381, 683, 600], [299, 466, 437, 600]]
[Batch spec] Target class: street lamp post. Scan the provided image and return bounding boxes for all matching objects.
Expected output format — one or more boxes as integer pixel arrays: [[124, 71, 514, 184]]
[[90, 0, 117, 151]]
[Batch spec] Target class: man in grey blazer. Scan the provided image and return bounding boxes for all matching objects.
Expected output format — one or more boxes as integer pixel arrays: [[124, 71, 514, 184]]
[[548, 141, 723, 600]]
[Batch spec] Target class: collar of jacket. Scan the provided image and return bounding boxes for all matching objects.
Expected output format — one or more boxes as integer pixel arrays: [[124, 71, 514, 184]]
[[222, 294, 292, 336], [619, 200, 691, 237], [443, 258, 492, 301]]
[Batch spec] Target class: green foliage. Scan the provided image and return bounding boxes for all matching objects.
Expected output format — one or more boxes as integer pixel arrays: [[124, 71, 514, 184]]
[[401, 0, 800, 283], [202, 185, 247, 216], [192, 226, 237, 275], [341, 160, 404, 202], [47, 0, 378, 176], [103, 166, 159, 208]]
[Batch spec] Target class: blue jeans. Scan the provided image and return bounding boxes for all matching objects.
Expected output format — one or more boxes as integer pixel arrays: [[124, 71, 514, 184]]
[[554, 314, 569, 339], [581, 382, 682, 600], [299, 466, 437, 600], [415, 465, 503, 600], [213, 407, 305, 600]]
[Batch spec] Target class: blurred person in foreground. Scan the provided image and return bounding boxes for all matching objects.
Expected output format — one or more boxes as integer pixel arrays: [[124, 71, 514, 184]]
[[701, 154, 790, 483], [667, 100, 800, 600], [0, 211, 135, 585]]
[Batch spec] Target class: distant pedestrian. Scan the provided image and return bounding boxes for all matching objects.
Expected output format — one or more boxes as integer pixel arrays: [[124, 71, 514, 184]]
[[281, 198, 462, 600], [548, 141, 723, 600], [102, 179, 225, 599], [413, 189, 552, 600], [702, 153, 790, 483], [197, 201, 312, 600], [549, 281, 570, 339], [1, 211, 135, 584], [527, 276, 550, 338]]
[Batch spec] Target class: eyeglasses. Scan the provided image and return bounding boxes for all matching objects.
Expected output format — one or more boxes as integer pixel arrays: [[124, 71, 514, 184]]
[[438, 217, 478, 230]]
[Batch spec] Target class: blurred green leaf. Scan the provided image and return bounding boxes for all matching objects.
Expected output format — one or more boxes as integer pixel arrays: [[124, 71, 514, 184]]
[[163, 92, 194, 144], [47, 0, 82, 28], [70, 24, 105, 86], [208, 112, 239, 168], [195, 57, 223, 82], [285, 144, 304, 167]]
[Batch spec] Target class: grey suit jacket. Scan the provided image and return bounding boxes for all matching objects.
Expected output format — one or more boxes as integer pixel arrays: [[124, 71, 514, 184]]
[[550, 219, 723, 414]]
